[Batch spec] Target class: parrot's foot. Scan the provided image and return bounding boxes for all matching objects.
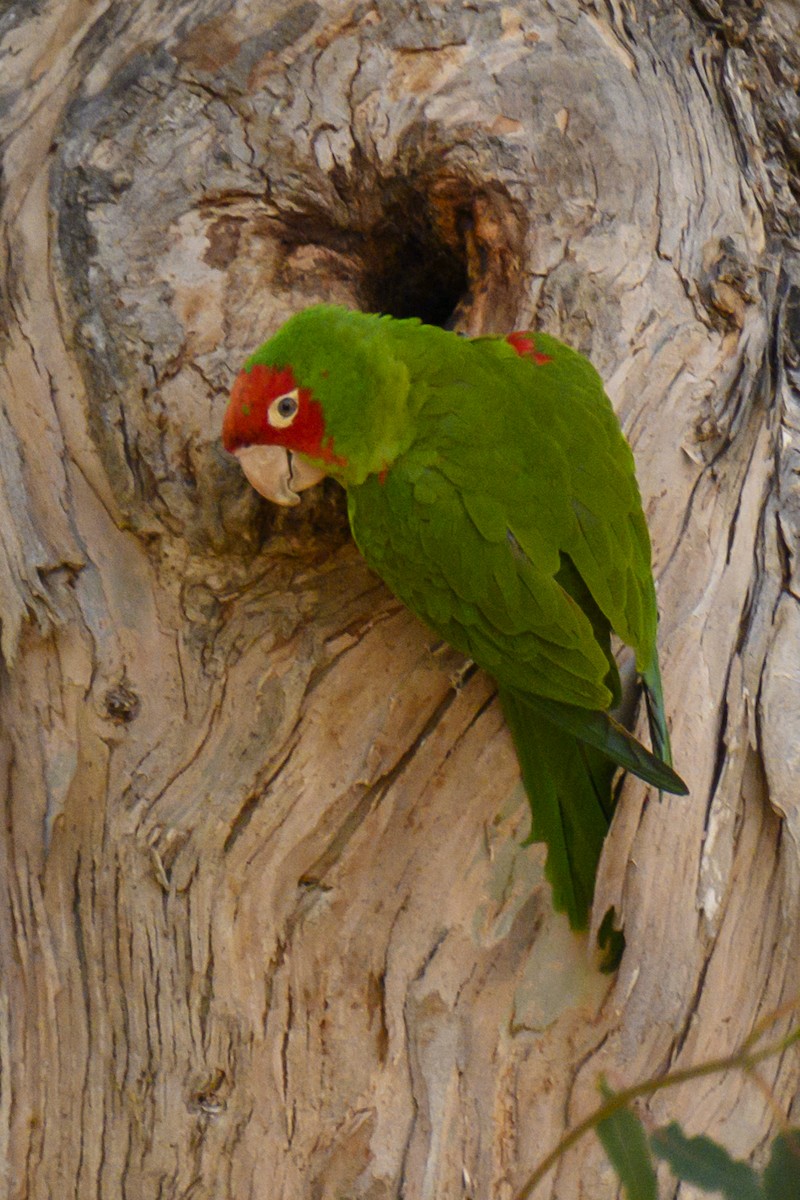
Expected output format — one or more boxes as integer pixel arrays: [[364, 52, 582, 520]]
[[429, 642, 475, 690]]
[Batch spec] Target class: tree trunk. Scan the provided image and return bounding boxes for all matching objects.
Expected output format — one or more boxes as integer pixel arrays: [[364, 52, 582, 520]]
[[2, 0, 800, 1195]]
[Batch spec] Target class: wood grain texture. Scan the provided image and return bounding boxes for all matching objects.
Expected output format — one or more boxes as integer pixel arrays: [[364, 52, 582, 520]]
[[2, 0, 800, 1196]]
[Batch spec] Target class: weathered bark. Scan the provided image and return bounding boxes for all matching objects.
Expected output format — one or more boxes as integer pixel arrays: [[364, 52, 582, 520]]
[[2, 0, 800, 1196]]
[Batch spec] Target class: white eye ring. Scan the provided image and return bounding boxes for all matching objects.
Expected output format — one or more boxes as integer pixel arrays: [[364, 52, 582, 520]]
[[267, 389, 300, 428]]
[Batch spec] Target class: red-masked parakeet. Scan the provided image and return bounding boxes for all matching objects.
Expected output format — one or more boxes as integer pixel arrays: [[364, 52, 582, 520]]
[[222, 305, 687, 931]]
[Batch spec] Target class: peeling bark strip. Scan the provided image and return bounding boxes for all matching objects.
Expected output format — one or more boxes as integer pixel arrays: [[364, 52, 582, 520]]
[[2, 0, 800, 1196]]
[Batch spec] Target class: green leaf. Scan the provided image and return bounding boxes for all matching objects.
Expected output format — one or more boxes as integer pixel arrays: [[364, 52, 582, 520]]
[[651, 1122, 762, 1199], [596, 1084, 658, 1200], [762, 1129, 800, 1199]]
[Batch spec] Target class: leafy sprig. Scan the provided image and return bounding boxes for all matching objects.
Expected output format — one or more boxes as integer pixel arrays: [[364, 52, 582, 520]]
[[515, 997, 800, 1200]]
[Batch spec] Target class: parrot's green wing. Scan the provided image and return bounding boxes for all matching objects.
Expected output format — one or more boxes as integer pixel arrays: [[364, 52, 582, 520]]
[[350, 326, 658, 703], [436, 331, 657, 662], [345, 325, 684, 928], [470, 330, 677, 772]]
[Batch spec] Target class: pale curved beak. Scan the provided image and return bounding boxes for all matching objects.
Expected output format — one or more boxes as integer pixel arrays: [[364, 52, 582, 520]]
[[235, 445, 326, 506]]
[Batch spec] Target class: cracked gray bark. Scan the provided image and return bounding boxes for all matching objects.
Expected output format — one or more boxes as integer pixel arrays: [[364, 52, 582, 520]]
[[2, 1, 800, 1197]]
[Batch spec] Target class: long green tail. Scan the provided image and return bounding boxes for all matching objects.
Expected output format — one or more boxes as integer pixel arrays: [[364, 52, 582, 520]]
[[500, 684, 687, 930]]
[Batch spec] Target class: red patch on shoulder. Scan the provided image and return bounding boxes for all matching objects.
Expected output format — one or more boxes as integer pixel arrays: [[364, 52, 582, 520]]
[[223, 362, 347, 468], [506, 330, 553, 366]]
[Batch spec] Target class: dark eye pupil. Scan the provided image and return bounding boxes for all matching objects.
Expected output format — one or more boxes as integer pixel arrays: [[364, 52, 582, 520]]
[[278, 396, 297, 417]]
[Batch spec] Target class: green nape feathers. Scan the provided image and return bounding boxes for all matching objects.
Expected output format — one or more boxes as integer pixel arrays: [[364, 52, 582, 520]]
[[223, 304, 687, 934]]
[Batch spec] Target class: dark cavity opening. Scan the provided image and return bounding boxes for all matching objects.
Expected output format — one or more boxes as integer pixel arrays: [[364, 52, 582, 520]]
[[357, 180, 471, 327], [278, 175, 523, 332]]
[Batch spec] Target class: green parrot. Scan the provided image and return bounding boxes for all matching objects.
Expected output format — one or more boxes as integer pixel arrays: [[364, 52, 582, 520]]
[[222, 305, 687, 931]]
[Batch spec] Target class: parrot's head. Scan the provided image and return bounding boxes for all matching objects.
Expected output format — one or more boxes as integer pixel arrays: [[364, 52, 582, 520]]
[[223, 305, 412, 506]]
